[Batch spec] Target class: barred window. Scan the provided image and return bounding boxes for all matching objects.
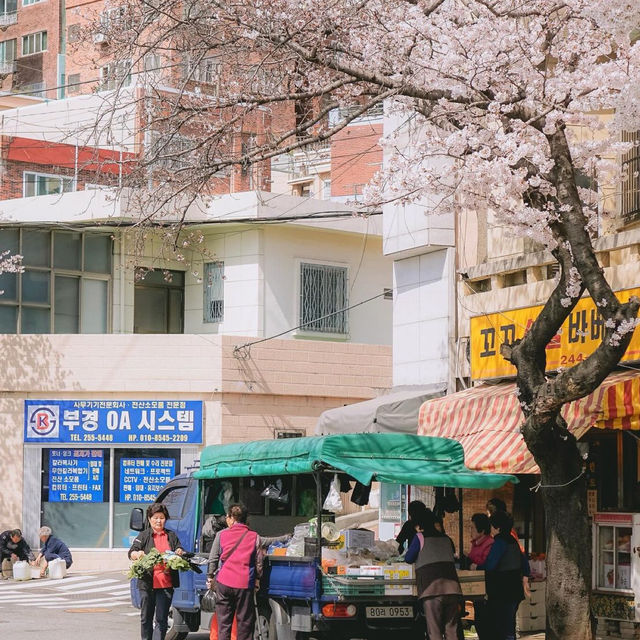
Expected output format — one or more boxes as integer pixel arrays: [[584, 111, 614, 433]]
[[622, 131, 640, 225], [299, 263, 348, 334], [203, 261, 224, 323]]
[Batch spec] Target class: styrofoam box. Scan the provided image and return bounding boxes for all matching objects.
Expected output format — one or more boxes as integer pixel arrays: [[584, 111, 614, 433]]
[[383, 563, 415, 596]]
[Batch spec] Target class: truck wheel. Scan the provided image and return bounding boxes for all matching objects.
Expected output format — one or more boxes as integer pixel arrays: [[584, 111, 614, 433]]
[[255, 605, 274, 640], [166, 607, 190, 640]]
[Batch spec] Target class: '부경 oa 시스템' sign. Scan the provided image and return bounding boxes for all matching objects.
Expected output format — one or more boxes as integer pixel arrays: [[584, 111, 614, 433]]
[[24, 400, 203, 444], [470, 286, 640, 380]]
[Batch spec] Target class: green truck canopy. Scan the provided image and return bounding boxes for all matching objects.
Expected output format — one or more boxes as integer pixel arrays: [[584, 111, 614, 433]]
[[194, 433, 516, 489]]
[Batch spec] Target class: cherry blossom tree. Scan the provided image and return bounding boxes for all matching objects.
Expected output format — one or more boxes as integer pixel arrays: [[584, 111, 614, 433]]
[[83, 2, 640, 637]]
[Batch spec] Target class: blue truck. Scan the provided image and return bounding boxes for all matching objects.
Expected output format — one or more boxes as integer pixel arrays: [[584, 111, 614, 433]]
[[129, 433, 514, 640]]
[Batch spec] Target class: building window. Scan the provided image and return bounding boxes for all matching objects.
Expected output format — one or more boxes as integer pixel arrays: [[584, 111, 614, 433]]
[[133, 268, 184, 334], [186, 56, 221, 90], [622, 131, 640, 225], [22, 31, 47, 56], [99, 60, 132, 90], [322, 179, 331, 200], [147, 132, 193, 170], [0, 0, 18, 14], [203, 261, 224, 323], [22, 0, 44, 5], [0, 229, 111, 334], [0, 38, 16, 72], [23, 172, 75, 197], [299, 262, 348, 334], [67, 73, 81, 93]]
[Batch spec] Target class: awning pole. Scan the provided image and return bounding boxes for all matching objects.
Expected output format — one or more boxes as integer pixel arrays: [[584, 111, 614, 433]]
[[458, 488, 464, 565], [314, 470, 322, 563]]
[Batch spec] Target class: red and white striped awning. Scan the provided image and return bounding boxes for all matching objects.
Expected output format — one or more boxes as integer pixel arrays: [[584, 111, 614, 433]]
[[418, 370, 640, 475]]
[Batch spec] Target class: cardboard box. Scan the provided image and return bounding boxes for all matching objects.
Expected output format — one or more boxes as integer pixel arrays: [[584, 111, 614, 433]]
[[359, 565, 384, 576], [457, 570, 486, 597], [383, 563, 415, 596]]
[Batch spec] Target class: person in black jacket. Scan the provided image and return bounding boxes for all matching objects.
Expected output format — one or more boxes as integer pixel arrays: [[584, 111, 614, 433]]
[[396, 500, 428, 553], [128, 504, 185, 640], [1, 529, 33, 579], [479, 511, 531, 640]]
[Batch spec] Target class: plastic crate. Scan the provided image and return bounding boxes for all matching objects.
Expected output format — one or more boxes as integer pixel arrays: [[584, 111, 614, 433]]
[[267, 557, 317, 599], [321, 574, 385, 597]]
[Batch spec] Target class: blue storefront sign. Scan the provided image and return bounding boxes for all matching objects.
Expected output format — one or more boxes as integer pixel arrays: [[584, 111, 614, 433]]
[[49, 449, 104, 502], [24, 400, 203, 444], [120, 458, 176, 503]]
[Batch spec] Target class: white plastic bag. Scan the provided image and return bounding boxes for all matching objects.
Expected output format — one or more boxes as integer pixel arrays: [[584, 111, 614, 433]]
[[49, 558, 67, 580], [322, 474, 343, 513], [13, 561, 31, 581]]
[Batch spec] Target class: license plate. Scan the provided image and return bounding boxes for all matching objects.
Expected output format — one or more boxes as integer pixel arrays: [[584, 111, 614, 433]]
[[365, 606, 413, 619]]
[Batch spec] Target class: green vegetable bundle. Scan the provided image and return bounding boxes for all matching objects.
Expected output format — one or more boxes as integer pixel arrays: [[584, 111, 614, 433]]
[[127, 548, 192, 579]]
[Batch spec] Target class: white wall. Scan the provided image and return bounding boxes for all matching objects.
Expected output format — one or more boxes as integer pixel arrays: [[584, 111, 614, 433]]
[[263, 225, 393, 345], [393, 248, 454, 386]]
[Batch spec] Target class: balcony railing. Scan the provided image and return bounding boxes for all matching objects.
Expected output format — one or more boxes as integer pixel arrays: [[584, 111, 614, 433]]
[[0, 11, 17, 27], [290, 141, 331, 178], [0, 60, 16, 75]]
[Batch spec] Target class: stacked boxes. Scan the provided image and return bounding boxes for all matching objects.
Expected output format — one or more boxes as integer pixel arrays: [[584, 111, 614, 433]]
[[517, 581, 546, 632], [382, 563, 415, 596], [596, 619, 640, 640]]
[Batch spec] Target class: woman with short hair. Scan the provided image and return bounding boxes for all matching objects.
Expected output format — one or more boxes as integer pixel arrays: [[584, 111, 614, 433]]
[[128, 503, 185, 640]]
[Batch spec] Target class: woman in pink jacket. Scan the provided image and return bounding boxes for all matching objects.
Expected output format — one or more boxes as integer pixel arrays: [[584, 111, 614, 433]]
[[468, 513, 493, 569]]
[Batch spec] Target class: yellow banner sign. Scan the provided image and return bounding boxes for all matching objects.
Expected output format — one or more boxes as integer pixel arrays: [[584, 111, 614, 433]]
[[470, 287, 640, 380]]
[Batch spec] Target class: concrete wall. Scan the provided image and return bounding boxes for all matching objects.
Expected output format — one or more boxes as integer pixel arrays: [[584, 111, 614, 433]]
[[392, 248, 455, 387], [0, 333, 391, 571], [262, 225, 392, 345]]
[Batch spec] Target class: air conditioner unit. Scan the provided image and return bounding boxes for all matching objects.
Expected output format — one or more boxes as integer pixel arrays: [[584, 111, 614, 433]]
[[92, 32, 108, 44]]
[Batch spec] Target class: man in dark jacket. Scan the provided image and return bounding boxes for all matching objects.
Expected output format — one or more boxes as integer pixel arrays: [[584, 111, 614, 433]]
[[34, 526, 73, 577], [1, 529, 33, 579]]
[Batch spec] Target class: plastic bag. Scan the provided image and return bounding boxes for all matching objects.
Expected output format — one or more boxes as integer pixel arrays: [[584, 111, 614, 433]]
[[322, 474, 343, 513], [261, 479, 289, 504], [201, 588, 217, 612]]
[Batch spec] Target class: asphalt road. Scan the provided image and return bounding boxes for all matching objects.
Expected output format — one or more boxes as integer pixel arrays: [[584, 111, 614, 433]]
[[0, 572, 547, 640], [0, 570, 210, 640]]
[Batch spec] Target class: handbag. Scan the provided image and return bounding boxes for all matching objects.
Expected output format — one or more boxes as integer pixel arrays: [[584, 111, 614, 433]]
[[200, 529, 249, 612]]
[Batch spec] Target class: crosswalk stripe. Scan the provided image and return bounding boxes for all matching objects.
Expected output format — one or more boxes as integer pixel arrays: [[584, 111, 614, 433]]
[[38, 599, 132, 609], [56, 578, 120, 591], [55, 583, 129, 596], [0, 575, 93, 590], [0, 596, 68, 603]]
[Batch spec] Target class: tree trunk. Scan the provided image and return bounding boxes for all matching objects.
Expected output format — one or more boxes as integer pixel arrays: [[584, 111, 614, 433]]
[[526, 414, 594, 640]]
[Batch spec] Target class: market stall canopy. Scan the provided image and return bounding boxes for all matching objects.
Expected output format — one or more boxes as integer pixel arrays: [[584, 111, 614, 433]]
[[193, 433, 516, 489], [418, 370, 640, 475], [315, 383, 446, 435]]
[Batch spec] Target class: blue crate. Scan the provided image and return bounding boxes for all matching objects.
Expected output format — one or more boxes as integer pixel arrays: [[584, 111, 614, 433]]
[[266, 558, 317, 599]]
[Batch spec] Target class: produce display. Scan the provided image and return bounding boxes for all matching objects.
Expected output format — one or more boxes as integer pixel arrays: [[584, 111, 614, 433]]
[[127, 548, 192, 579]]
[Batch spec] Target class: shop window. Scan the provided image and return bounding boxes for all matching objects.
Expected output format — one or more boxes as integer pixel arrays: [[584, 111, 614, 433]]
[[299, 262, 348, 334], [134, 268, 184, 334], [0, 229, 111, 334], [40, 448, 181, 548], [589, 432, 640, 512], [24, 172, 75, 197], [203, 261, 224, 323]]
